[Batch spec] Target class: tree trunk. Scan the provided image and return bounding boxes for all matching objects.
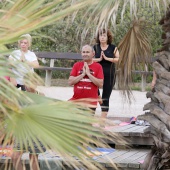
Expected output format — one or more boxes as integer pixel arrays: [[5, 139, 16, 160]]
[[138, 5, 170, 170]]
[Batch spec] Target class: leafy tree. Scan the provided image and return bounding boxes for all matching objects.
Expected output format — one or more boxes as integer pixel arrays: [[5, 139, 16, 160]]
[[16, 2, 162, 81], [79, 0, 170, 169], [1, 0, 170, 169], [0, 0, 122, 169]]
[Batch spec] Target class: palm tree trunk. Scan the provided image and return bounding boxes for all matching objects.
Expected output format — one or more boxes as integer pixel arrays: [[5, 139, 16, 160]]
[[138, 4, 170, 170]]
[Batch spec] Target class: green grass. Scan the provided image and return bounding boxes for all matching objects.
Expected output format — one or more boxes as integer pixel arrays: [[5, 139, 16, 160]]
[[131, 85, 151, 91]]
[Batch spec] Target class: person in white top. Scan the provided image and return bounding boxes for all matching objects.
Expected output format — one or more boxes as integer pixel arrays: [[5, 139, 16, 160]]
[[9, 34, 39, 91], [10, 34, 41, 170]]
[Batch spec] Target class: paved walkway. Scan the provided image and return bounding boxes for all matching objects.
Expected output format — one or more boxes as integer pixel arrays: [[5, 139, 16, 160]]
[[37, 86, 150, 119]]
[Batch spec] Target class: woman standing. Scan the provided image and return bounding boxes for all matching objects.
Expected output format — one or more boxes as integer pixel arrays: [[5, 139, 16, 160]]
[[9, 34, 39, 91], [94, 29, 119, 118], [9, 34, 40, 169]]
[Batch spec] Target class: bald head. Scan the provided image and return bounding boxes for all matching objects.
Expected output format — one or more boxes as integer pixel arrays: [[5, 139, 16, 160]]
[[81, 45, 95, 63], [82, 45, 94, 52]]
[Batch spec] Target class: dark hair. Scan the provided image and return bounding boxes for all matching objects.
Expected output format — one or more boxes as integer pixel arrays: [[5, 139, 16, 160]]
[[96, 29, 113, 44]]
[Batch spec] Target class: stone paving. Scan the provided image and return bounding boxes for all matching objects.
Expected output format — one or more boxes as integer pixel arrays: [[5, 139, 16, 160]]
[[37, 86, 150, 119]]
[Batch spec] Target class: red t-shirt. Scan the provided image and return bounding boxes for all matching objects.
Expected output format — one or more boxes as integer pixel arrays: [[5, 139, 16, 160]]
[[4, 76, 10, 81], [69, 61, 104, 107]]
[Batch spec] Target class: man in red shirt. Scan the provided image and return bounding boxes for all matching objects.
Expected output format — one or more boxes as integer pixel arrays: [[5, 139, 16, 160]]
[[68, 45, 104, 111]]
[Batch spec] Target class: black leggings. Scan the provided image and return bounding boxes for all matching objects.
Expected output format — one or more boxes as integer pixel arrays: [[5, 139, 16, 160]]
[[16, 84, 26, 91], [99, 74, 115, 112], [90, 107, 96, 113]]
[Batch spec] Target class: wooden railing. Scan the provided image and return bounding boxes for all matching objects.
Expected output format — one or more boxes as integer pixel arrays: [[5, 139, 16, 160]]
[[35, 52, 82, 86], [35, 52, 153, 91]]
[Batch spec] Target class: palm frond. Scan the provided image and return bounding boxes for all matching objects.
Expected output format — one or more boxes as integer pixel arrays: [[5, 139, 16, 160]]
[[2, 94, 124, 169], [76, 0, 168, 32], [117, 18, 152, 102], [0, 0, 127, 169], [0, 0, 92, 46]]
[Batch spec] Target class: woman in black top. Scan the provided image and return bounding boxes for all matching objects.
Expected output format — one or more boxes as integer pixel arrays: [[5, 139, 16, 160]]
[[94, 29, 119, 118]]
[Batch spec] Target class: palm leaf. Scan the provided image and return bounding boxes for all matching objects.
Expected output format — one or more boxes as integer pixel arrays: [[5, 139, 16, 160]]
[[73, 0, 166, 103], [0, 0, 92, 46], [74, 0, 168, 32], [0, 0, 126, 169], [117, 18, 152, 102], [3, 96, 123, 169]]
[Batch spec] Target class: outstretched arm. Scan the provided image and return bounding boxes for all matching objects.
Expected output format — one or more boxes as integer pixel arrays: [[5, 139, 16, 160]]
[[151, 71, 157, 89]]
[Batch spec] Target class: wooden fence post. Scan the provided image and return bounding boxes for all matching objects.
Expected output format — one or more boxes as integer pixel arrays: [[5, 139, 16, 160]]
[[141, 65, 148, 92]]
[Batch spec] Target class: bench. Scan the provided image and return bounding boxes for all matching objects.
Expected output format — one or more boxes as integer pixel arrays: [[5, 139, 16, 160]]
[[95, 148, 149, 169], [105, 124, 153, 146], [0, 149, 149, 170], [132, 70, 153, 92], [35, 52, 154, 91], [35, 52, 82, 86], [131, 57, 158, 91]]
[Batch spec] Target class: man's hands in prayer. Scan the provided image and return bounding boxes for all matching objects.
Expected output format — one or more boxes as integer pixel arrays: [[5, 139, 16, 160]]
[[83, 62, 91, 76]]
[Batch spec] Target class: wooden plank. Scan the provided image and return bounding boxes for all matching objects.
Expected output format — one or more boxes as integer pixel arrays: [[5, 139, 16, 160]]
[[116, 150, 149, 168], [105, 150, 140, 168], [0, 156, 11, 163], [108, 124, 137, 133], [95, 149, 150, 168], [124, 136, 154, 146], [129, 153, 148, 168], [35, 66, 72, 71], [0, 149, 150, 170], [96, 149, 140, 168], [106, 124, 151, 137], [35, 52, 82, 60], [35, 52, 82, 87], [129, 126, 150, 137], [120, 126, 145, 136], [39, 151, 63, 170], [35, 67, 72, 86], [95, 150, 129, 163], [45, 70, 52, 87], [36, 53, 156, 63], [132, 70, 152, 75], [50, 59, 55, 67], [141, 64, 148, 92], [112, 150, 139, 162], [105, 124, 153, 145], [141, 74, 147, 92]]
